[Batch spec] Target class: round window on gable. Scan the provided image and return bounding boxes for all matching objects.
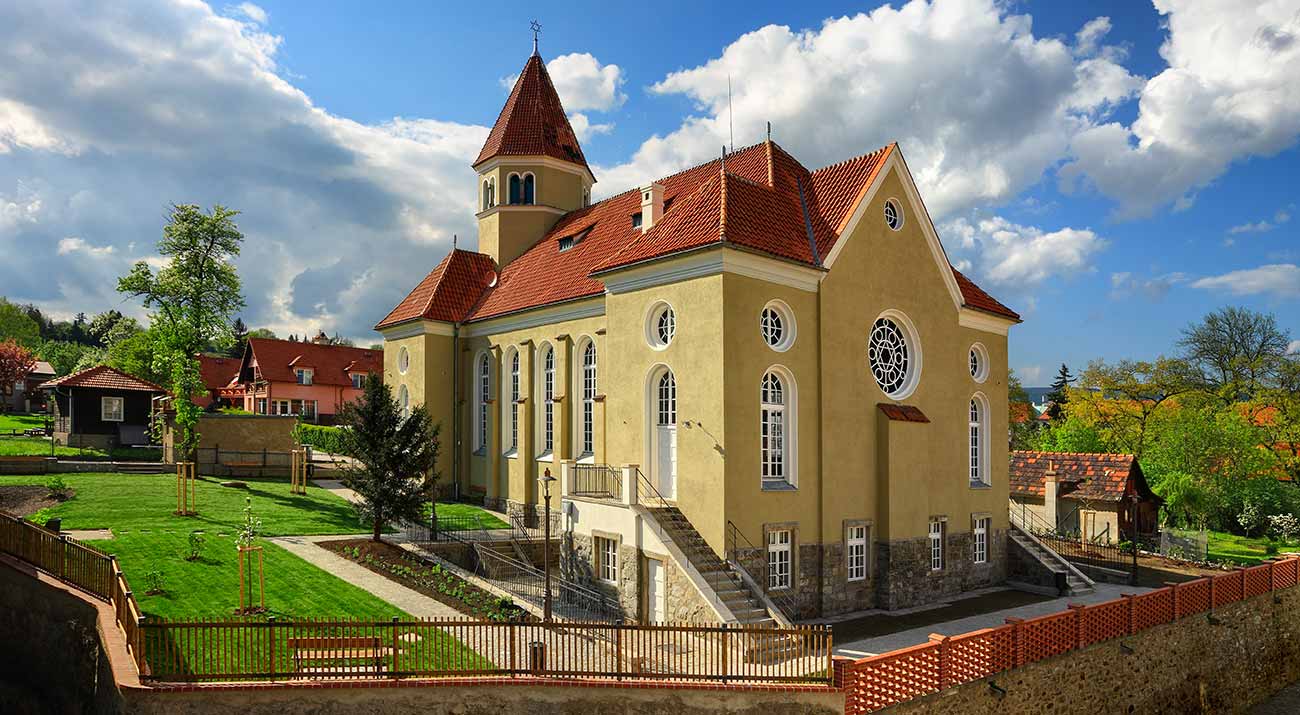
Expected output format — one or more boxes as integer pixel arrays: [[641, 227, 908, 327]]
[[760, 300, 797, 352], [969, 343, 989, 383], [869, 311, 922, 400], [884, 199, 903, 231], [646, 302, 676, 350]]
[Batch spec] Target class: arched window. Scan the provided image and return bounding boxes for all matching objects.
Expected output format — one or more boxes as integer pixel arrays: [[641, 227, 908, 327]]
[[969, 395, 989, 487], [657, 371, 676, 426], [761, 371, 787, 488], [509, 174, 522, 205], [523, 173, 536, 205], [581, 341, 597, 456], [506, 350, 519, 454], [539, 345, 554, 456], [475, 354, 490, 453], [397, 384, 410, 419], [482, 180, 491, 210]]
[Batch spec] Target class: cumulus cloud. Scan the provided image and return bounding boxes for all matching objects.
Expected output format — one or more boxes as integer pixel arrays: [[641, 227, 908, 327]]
[[1190, 264, 1300, 298], [1075, 17, 1113, 58], [0, 0, 487, 339], [501, 52, 624, 143], [1228, 206, 1293, 234], [1109, 271, 1188, 301], [1288, 340, 1300, 355], [568, 113, 614, 142], [1061, 0, 1300, 217], [943, 216, 1106, 286], [593, 0, 1139, 216], [227, 2, 267, 25]]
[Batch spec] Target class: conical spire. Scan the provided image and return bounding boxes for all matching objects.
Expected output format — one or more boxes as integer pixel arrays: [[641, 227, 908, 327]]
[[473, 54, 589, 172]]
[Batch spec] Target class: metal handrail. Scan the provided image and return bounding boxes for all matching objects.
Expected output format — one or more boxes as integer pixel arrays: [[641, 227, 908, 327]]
[[474, 542, 623, 622], [726, 520, 799, 622], [571, 463, 623, 501], [634, 466, 672, 510]]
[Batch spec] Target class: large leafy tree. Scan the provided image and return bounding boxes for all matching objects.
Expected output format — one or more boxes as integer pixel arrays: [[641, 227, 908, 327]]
[[1069, 357, 1198, 458], [0, 299, 42, 349], [118, 204, 245, 459], [0, 339, 36, 414], [1179, 306, 1291, 402], [336, 375, 441, 542]]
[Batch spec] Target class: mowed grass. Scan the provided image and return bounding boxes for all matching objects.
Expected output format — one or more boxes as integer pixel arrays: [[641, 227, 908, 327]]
[[0, 436, 161, 460], [0, 412, 48, 433], [1208, 531, 1300, 566], [423, 500, 510, 530]]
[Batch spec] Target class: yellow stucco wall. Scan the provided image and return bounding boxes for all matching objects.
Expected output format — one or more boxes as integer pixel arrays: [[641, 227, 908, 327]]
[[382, 328, 456, 462], [476, 160, 591, 266]]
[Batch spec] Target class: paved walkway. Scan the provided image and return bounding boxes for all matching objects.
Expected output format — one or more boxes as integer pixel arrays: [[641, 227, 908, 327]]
[[833, 583, 1153, 657], [64, 529, 114, 541], [310, 479, 361, 505]]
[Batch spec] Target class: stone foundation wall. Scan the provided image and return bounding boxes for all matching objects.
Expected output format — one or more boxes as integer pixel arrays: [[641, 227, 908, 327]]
[[564, 532, 639, 620], [876, 530, 1006, 611], [660, 553, 720, 623], [1006, 533, 1063, 594], [820, 542, 877, 615]]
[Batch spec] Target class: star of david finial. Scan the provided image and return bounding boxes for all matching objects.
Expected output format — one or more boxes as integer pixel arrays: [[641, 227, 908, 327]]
[[531, 20, 542, 56]]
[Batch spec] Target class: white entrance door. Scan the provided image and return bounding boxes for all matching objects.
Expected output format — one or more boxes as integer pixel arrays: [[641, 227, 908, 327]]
[[646, 559, 666, 622], [654, 370, 677, 499]]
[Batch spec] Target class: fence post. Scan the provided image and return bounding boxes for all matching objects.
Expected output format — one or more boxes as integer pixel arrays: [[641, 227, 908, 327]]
[[1268, 560, 1277, 591], [622, 464, 639, 507], [928, 634, 950, 690], [1121, 593, 1137, 634], [1209, 576, 1216, 611], [509, 623, 517, 676], [1166, 582, 1182, 619], [267, 615, 276, 677], [59, 534, 68, 580], [1068, 603, 1085, 649], [614, 626, 623, 681], [1004, 618, 1025, 667], [391, 615, 399, 677]]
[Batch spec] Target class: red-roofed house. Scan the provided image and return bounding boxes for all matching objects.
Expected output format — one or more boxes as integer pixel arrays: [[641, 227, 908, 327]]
[[228, 337, 381, 424], [378, 44, 1021, 621], [40, 365, 167, 448], [1010, 451, 1162, 542], [195, 354, 240, 409]]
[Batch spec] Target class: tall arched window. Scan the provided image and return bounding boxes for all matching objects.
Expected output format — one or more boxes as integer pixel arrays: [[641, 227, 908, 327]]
[[581, 341, 597, 456], [509, 174, 522, 205], [475, 354, 490, 453], [969, 395, 989, 487], [397, 384, 410, 419], [761, 372, 787, 488], [657, 371, 676, 426], [539, 346, 554, 456], [507, 350, 519, 453], [522, 173, 536, 204]]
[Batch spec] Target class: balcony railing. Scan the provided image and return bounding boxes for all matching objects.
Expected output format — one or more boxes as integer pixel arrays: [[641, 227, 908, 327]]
[[569, 463, 623, 501]]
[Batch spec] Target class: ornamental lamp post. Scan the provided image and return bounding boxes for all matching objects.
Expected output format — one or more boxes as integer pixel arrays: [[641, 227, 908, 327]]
[[1129, 493, 1140, 587], [539, 468, 557, 622]]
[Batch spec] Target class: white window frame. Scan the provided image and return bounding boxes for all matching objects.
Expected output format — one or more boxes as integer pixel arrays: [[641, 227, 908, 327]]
[[645, 301, 675, 350], [760, 300, 796, 352], [883, 198, 904, 231], [969, 342, 989, 383], [350, 373, 365, 389], [868, 309, 922, 400], [503, 349, 519, 456], [846, 524, 868, 582], [397, 347, 410, 375], [596, 536, 618, 583], [296, 368, 313, 386], [767, 529, 792, 591], [536, 344, 554, 459], [928, 518, 945, 571], [580, 340, 597, 457], [760, 369, 797, 489], [475, 353, 491, 454], [397, 384, 410, 419], [969, 393, 990, 487], [101, 396, 124, 422], [973, 516, 990, 564]]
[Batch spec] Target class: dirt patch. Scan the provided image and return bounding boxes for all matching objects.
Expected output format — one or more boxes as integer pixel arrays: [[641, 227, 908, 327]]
[[828, 589, 1053, 643], [0, 485, 73, 519], [1134, 553, 1232, 587], [320, 538, 530, 622]]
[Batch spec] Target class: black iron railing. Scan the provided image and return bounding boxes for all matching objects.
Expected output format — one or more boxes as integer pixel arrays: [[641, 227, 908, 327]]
[[474, 543, 625, 623], [726, 520, 800, 622], [570, 463, 623, 501]]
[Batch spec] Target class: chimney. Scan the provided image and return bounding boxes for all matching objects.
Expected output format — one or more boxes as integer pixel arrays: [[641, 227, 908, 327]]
[[1043, 460, 1059, 530], [311, 331, 330, 346], [639, 182, 664, 232]]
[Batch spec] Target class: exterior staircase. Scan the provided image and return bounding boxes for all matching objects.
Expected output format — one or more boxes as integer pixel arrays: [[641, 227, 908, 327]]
[[646, 506, 776, 627], [1009, 524, 1095, 596]]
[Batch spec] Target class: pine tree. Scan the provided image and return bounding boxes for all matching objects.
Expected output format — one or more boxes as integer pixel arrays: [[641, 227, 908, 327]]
[[1045, 363, 1074, 420]]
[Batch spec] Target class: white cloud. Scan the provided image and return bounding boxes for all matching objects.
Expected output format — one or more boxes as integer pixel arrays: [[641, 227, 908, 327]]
[[1061, 0, 1300, 217], [1075, 17, 1113, 58], [943, 216, 1107, 286], [1190, 264, 1300, 298], [594, 0, 1140, 214], [1109, 271, 1188, 300], [227, 2, 267, 25], [1017, 365, 1043, 383], [0, 181, 43, 230], [1228, 205, 1293, 234], [0, 0, 486, 339], [545, 53, 625, 112], [568, 113, 614, 142], [57, 237, 116, 257], [1288, 339, 1300, 355]]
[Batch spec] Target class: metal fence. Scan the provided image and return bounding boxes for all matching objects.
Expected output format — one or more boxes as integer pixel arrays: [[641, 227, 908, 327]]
[[570, 464, 623, 501], [474, 544, 624, 623]]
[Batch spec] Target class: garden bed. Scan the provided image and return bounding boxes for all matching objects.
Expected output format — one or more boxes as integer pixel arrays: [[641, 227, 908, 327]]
[[320, 538, 529, 622], [0, 484, 73, 518]]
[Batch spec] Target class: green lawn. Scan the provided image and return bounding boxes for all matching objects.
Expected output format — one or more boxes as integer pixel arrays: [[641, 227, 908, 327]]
[[423, 500, 510, 530], [0, 436, 161, 461], [0, 412, 48, 433], [1208, 531, 1300, 566]]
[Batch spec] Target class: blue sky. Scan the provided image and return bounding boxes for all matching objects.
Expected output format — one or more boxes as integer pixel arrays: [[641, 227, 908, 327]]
[[1, 0, 1297, 386]]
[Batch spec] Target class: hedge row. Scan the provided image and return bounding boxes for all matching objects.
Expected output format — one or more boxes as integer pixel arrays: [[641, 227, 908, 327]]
[[293, 423, 349, 455]]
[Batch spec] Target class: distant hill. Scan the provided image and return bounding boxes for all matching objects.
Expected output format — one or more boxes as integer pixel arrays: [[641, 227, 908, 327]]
[[1024, 387, 1051, 405]]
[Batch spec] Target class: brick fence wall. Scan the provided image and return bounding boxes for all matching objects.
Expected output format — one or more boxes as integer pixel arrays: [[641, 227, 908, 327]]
[[841, 558, 1300, 714]]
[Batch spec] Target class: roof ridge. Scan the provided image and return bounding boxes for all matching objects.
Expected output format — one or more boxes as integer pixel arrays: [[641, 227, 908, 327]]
[[718, 166, 728, 241], [1013, 450, 1135, 459], [810, 142, 894, 175]]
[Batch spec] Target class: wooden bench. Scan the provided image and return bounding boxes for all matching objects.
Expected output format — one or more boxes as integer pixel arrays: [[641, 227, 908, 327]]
[[287, 636, 389, 676]]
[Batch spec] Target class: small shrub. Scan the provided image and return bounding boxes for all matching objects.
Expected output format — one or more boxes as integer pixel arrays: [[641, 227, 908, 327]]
[[186, 532, 206, 561], [144, 570, 165, 595], [1265, 541, 1280, 556], [45, 476, 69, 500], [292, 423, 349, 456], [1268, 513, 1300, 543]]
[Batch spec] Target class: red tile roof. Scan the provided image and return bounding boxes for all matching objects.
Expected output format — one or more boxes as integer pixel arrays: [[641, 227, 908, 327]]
[[878, 404, 931, 423], [474, 54, 589, 171], [246, 338, 382, 387], [1009, 451, 1160, 503], [196, 355, 239, 391], [385, 138, 1019, 325], [39, 364, 166, 393], [375, 250, 498, 329]]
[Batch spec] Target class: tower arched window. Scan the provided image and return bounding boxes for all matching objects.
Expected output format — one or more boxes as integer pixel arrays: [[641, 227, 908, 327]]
[[509, 174, 522, 205], [761, 371, 789, 488], [581, 341, 597, 456], [475, 354, 491, 453], [523, 173, 536, 205]]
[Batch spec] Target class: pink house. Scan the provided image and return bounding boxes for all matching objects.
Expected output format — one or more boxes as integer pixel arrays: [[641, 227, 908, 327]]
[[232, 337, 382, 424]]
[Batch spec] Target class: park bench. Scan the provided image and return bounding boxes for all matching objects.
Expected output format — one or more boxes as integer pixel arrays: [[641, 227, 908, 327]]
[[287, 636, 389, 676]]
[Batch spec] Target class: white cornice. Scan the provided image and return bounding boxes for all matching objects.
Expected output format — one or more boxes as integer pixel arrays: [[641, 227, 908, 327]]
[[821, 150, 965, 314], [474, 155, 596, 185], [600, 246, 824, 294], [958, 309, 1016, 336], [461, 297, 605, 337], [475, 204, 568, 220], [378, 319, 456, 340]]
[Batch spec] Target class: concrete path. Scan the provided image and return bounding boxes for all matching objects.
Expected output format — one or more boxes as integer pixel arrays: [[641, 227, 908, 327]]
[[310, 479, 361, 505], [64, 529, 114, 541], [833, 583, 1154, 657], [267, 534, 463, 619]]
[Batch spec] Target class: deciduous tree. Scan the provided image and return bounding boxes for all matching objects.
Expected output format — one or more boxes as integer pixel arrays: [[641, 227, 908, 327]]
[[1179, 306, 1291, 402], [0, 339, 36, 413]]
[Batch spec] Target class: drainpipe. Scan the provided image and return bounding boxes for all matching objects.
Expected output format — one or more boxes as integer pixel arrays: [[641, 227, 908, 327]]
[[452, 322, 461, 501]]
